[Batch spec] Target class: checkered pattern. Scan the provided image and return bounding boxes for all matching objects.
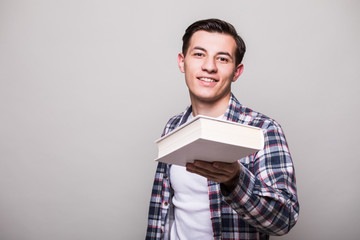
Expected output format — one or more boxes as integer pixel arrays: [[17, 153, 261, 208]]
[[146, 94, 299, 240]]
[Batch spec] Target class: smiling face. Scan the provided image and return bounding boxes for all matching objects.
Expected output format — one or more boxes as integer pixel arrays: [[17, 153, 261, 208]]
[[178, 30, 244, 109]]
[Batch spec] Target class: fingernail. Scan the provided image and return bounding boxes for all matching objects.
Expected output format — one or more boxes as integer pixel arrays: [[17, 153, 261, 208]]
[[186, 164, 194, 170]]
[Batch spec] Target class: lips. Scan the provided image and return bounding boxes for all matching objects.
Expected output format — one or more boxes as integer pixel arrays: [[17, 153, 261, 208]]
[[198, 77, 218, 82]]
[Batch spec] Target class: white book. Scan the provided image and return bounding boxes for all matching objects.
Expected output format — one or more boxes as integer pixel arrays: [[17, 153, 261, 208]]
[[155, 115, 264, 167]]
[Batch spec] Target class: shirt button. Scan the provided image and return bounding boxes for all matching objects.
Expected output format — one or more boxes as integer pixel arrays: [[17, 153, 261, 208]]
[[164, 202, 168, 207], [164, 174, 168, 179]]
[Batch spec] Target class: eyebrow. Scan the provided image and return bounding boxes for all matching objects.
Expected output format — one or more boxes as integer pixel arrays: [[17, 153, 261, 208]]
[[192, 46, 234, 60]]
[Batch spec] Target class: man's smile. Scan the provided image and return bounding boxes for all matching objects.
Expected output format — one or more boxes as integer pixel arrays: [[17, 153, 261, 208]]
[[198, 77, 218, 82]]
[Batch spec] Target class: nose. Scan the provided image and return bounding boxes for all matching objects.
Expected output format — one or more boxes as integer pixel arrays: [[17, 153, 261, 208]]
[[201, 57, 217, 73]]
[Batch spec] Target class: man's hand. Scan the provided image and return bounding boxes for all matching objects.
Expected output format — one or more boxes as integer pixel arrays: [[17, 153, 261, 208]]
[[186, 160, 241, 192]]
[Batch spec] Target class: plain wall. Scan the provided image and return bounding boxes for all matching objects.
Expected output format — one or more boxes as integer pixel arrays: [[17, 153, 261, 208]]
[[1, 0, 359, 239]]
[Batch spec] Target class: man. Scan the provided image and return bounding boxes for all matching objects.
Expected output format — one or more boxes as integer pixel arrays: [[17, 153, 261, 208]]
[[146, 19, 299, 240]]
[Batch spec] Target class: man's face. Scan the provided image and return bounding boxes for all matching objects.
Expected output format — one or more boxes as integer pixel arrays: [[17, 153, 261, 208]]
[[178, 30, 243, 105]]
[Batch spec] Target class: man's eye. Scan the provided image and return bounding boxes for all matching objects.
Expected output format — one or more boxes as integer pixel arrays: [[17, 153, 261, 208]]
[[218, 57, 229, 62], [194, 53, 203, 57]]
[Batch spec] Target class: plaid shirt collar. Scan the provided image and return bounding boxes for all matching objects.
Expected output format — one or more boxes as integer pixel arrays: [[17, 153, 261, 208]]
[[178, 93, 241, 126]]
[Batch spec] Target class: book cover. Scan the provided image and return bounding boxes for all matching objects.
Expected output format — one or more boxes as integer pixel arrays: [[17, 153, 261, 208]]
[[155, 115, 264, 167]]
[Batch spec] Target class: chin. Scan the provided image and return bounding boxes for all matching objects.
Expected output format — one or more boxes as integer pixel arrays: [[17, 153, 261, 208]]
[[192, 94, 221, 103]]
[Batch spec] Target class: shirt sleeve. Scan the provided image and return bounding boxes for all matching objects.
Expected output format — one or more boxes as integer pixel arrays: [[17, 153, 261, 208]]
[[221, 120, 299, 236]]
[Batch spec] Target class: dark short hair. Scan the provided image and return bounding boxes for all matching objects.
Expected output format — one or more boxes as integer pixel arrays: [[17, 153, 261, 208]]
[[182, 18, 246, 65]]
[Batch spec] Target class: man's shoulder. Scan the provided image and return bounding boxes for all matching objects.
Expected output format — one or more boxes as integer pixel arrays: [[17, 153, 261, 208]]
[[161, 111, 186, 136], [234, 103, 281, 130], [228, 93, 276, 128], [166, 112, 184, 128]]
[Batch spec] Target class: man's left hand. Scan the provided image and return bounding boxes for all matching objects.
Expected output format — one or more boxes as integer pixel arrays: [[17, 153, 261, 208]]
[[186, 160, 241, 192]]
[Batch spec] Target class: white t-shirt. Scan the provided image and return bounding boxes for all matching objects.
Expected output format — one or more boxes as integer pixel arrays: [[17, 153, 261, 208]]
[[169, 113, 213, 240]]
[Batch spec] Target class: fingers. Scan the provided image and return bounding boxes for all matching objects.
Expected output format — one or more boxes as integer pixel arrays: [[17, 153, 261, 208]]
[[212, 161, 239, 174], [186, 160, 240, 183], [186, 163, 227, 182]]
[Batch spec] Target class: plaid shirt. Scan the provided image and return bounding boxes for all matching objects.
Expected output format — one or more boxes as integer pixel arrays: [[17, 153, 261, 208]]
[[146, 94, 299, 240]]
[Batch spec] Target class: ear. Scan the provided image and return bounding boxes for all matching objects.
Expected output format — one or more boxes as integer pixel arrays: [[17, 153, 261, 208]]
[[232, 63, 244, 82], [178, 53, 185, 73]]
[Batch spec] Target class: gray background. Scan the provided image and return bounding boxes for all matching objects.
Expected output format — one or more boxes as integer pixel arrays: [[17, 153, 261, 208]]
[[1, 0, 359, 239]]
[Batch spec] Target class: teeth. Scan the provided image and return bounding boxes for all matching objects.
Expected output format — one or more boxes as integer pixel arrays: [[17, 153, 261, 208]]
[[199, 77, 216, 82]]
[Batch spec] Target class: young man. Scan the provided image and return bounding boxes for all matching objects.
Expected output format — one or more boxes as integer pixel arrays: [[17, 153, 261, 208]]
[[146, 19, 299, 240]]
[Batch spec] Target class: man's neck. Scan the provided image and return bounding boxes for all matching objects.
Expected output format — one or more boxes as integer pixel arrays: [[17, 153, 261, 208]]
[[190, 95, 230, 118]]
